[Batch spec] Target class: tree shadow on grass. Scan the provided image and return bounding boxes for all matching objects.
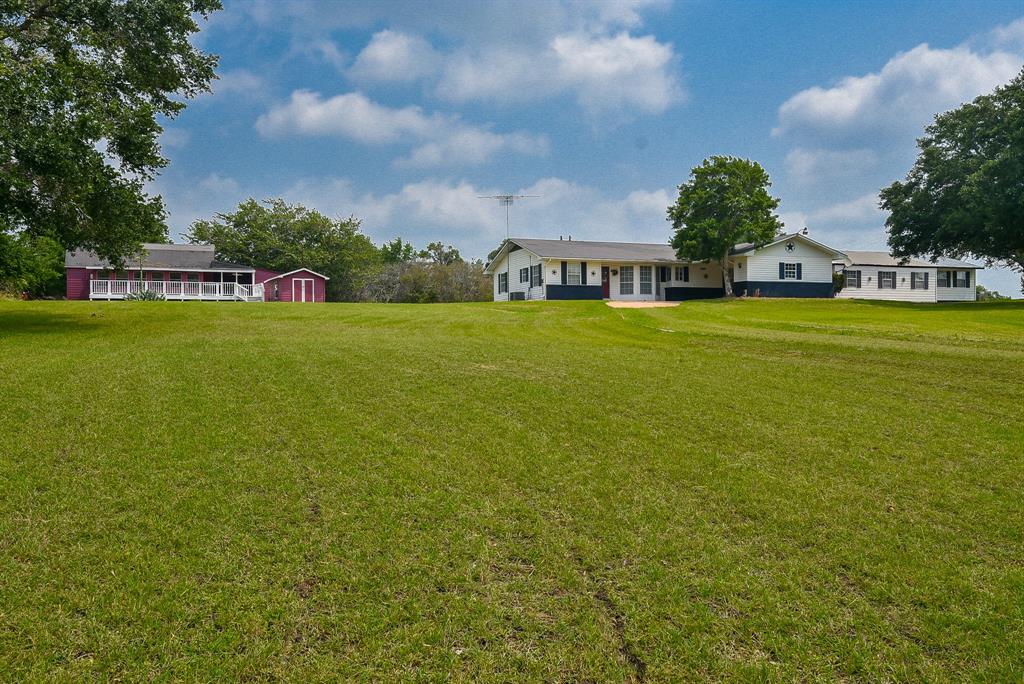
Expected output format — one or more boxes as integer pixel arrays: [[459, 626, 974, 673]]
[[0, 310, 108, 338]]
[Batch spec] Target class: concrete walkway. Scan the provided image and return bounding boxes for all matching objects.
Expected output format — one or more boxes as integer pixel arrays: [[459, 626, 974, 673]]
[[605, 301, 680, 308]]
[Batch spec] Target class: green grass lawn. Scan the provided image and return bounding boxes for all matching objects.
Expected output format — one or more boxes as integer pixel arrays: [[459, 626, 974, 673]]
[[1, 298, 1022, 681]]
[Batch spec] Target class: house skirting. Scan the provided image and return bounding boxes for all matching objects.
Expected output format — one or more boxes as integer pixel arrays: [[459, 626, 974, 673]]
[[664, 287, 725, 301], [733, 281, 834, 298], [545, 284, 603, 300]]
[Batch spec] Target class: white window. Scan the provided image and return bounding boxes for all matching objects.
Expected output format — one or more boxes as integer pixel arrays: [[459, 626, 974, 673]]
[[674, 266, 685, 281], [530, 264, 542, 288], [519, 267, 529, 283], [911, 272, 927, 289], [880, 271, 896, 289], [844, 270, 860, 288], [498, 272, 508, 294], [937, 271, 950, 287], [567, 262, 581, 285], [784, 263, 797, 279], [955, 270, 969, 287], [639, 266, 652, 295], [619, 266, 634, 295]]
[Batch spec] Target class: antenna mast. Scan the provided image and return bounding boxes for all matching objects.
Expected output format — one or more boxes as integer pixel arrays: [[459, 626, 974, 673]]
[[479, 193, 539, 300], [478, 194, 539, 242]]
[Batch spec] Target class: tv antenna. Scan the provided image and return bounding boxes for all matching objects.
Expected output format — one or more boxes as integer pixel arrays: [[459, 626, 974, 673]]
[[479, 193, 539, 300], [478, 194, 539, 241]]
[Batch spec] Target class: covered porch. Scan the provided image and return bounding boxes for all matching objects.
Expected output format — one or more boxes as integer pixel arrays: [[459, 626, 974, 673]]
[[90, 279, 264, 301]]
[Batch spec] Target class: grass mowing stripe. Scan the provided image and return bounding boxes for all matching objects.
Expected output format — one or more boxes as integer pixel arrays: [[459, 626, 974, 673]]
[[0, 299, 1021, 680]]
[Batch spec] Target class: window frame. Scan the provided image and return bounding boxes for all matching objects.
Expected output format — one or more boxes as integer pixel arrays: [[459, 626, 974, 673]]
[[674, 266, 685, 281], [519, 267, 529, 284], [783, 263, 797, 280], [566, 262, 582, 286], [911, 272, 926, 289], [845, 269, 861, 288], [530, 264, 542, 288], [880, 271, 897, 289], [954, 270, 968, 288], [639, 265, 653, 295], [619, 265, 634, 295], [498, 272, 508, 294]]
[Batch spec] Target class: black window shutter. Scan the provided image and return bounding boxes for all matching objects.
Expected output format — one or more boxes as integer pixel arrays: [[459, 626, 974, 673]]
[[779, 262, 785, 279], [581, 262, 587, 285], [924, 272, 929, 289], [796, 263, 802, 280], [561, 261, 567, 285], [878, 271, 883, 288], [683, 266, 689, 282], [965, 270, 970, 288], [910, 273, 916, 290]]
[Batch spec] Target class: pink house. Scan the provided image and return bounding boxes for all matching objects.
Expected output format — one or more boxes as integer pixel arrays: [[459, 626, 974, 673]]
[[65, 243, 328, 302]]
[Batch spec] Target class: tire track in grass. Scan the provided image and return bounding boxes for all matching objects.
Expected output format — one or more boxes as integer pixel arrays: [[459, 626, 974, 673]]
[[576, 554, 647, 682]]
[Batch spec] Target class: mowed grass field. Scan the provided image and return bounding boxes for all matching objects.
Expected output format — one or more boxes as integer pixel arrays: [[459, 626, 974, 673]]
[[1, 298, 1022, 681]]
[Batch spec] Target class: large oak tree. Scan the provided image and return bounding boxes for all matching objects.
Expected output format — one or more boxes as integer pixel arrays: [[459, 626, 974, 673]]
[[668, 156, 783, 297], [0, 0, 220, 286], [187, 198, 380, 301], [881, 69, 1024, 292]]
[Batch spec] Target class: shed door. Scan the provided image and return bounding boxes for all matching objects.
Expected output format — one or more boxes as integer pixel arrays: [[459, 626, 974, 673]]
[[293, 278, 314, 302]]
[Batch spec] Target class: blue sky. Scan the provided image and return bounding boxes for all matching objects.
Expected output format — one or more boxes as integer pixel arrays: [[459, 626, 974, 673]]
[[156, 0, 1024, 294]]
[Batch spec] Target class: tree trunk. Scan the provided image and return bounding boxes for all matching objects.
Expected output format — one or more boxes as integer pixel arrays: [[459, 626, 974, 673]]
[[721, 253, 733, 297]]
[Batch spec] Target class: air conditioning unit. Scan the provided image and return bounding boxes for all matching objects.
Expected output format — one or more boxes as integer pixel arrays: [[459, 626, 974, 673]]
[[509, 291, 526, 301]]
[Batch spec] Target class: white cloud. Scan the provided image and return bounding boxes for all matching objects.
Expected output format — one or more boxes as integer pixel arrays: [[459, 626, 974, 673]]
[[348, 30, 441, 83], [160, 127, 191, 150], [305, 39, 348, 71], [255, 90, 548, 167], [808, 193, 882, 223], [775, 43, 1022, 141], [240, 1, 680, 121], [397, 129, 550, 169], [783, 147, 878, 187], [552, 32, 680, 114], [256, 90, 444, 142], [273, 176, 674, 257], [199, 173, 241, 194], [437, 30, 681, 118], [991, 17, 1024, 51], [210, 69, 266, 99]]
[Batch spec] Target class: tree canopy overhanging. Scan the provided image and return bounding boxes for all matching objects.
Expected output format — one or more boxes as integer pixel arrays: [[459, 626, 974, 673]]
[[881, 69, 1024, 292], [0, 0, 221, 290]]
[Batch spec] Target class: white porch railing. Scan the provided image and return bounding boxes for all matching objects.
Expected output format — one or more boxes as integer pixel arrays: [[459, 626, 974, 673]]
[[90, 279, 264, 301]]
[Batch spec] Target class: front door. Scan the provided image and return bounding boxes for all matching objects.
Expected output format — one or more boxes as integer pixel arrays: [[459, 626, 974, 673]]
[[292, 278, 314, 302], [601, 266, 610, 298]]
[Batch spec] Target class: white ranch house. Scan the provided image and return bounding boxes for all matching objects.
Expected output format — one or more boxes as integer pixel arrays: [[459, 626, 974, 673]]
[[835, 252, 979, 303], [485, 233, 843, 301]]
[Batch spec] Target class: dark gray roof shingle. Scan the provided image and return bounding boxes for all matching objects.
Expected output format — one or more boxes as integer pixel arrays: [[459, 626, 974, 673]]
[[65, 243, 251, 270], [840, 250, 979, 269]]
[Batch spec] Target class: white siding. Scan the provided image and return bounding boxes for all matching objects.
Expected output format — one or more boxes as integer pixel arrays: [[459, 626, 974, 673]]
[[836, 266, 937, 302], [744, 240, 834, 283], [492, 248, 546, 301]]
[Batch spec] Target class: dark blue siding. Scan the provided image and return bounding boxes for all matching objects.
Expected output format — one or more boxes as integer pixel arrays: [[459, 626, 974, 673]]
[[664, 287, 725, 301], [733, 281, 834, 298], [545, 285, 604, 300]]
